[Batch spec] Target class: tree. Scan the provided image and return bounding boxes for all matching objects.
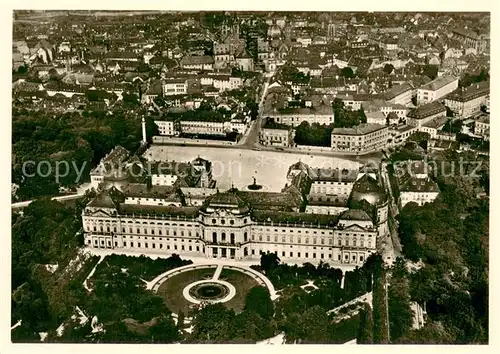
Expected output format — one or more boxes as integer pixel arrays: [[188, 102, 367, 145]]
[[283, 305, 331, 343], [245, 286, 274, 320], [232, 310, 275, 341], [137, 63, 150, 73], [357, 303, 374, 344], [383, 63, 394, 74], [422, 65, 439, 80], [442, 119, 462, 134], [260, 252, 280, 273], [411, 95, 417, 106], [246, 100, 259, 120], [148, 315, 179, 343], [177, 310, 185, 330], [372, 269, 389, 344], [123, 92, 139, 107], [408, 131, 430, 150], [341, 67, 355, 78], [17, 65, 29, 74], [190, 303, 236, 342], [388, 264, 414, 342]]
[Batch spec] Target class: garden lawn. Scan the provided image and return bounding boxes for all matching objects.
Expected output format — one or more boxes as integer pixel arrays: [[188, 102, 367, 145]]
[[218, 268, 261, 313], [156, 267, 216, 315]]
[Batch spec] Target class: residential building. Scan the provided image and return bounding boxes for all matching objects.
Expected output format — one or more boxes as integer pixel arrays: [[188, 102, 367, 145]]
[[384, 83, 413, 106], [155, 120, 177, 136], [406, 101, 446, 127], [395, 160, 440, 207], [417, 75, 458, 104], [331, 123, 389, 153], [180, 55, 214, 71], [388, 125, 419, 147], [90, 146, 130, 188], [260, 118, 292, 147], [444, 81, 489, 118], [474, 114, 490, 141], [163, 79, 188, 96], [418, 116, 449, 139], [362, 99, 408, 120], [366, 111, 387, 125]]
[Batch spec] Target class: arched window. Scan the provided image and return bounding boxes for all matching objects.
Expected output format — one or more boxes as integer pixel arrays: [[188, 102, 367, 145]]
[[212, 219, 216, 224], [244, 232, 248, 242]]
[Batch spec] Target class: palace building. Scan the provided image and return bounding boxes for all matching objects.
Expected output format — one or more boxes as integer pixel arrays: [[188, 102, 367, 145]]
[[83, 153, 389, 267]]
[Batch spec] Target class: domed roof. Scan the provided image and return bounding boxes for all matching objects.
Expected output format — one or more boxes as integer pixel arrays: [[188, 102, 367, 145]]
[[204, 189, 249, 214], [350, 174, 387, 206], [267, 23, 282, 39]]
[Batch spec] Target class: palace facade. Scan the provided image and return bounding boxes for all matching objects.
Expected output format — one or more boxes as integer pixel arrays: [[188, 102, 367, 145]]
[[83, 152, 389, 267]]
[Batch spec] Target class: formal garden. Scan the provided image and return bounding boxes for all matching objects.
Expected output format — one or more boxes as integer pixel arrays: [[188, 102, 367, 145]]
[[154, 265, 264, 315]]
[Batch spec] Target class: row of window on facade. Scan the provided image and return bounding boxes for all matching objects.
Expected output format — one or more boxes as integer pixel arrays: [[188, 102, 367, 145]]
[[89, 238, 366, 263], [244, 249, 366, 263], [89, 224, 199, 237], [253, 233, 372, 247], [89, 238, 202, 252]]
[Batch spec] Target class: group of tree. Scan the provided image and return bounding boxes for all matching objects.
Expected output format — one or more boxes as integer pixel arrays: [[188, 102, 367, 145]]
[[459, 69, 489, 88], [280, 65, 310, 84], [394, 150, 489, 343], [417, 64, 439, 80], [387, 258, 414, 342], [11, 197, 91, 341], [332, 99, 367, 128], [255, 253, 386, 343], [442, 118, 463, 134], [293, 121, 332, 147], [407, 131, 431, 150], [12, 109, 157, 201], [341, 67, 355, 78], [188, 287, 276, 343], [383, 64, 395, 75]]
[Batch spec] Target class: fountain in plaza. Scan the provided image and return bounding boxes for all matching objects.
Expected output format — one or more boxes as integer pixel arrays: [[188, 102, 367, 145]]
[[247, 176, 263, 190]]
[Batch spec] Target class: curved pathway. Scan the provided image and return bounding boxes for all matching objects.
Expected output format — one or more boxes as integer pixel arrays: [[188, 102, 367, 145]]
[[147, 263, 278, 300]]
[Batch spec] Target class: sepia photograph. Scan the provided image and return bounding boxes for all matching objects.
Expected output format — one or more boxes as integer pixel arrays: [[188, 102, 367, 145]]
[[10, 8, 490, 346]]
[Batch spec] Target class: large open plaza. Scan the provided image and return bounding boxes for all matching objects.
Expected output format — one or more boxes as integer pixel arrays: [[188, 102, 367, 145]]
[[144, 145, 364, 191]]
